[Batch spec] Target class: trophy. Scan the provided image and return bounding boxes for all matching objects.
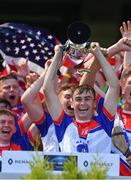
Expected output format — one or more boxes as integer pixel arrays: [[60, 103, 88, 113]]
[[112, 126, 131, 158], [62, 21, 91, 63], [58, 21, 92, 83]]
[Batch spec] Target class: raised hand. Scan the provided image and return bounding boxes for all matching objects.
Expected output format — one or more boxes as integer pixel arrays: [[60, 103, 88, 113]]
[[25, 72, 39, 89], [89, 42, 101, 56], [11, 58, 30, 78], [120, 20, 131, 39]]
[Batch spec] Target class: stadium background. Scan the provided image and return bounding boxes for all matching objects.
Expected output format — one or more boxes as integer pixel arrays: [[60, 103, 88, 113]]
[[0, 0, 130, 47]]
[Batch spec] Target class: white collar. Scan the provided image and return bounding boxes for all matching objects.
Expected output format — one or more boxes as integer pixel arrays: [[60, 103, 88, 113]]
[[76, 119, 91, 123]]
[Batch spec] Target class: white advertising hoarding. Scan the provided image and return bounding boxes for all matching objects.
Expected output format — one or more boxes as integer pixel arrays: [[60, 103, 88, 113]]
[[1, 151, 120, 176], [2, 151, 43, 173], [77, 152, 120, 176]]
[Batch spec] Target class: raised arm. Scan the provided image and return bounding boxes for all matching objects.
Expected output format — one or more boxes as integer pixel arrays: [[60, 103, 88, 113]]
[[79, 55, 101, 87], [107, 37, 131, 58], [21, 71, 46, 122], [120, 20, 131, 68], [43, 45, 63, 121], [90, 42, 120, 116]]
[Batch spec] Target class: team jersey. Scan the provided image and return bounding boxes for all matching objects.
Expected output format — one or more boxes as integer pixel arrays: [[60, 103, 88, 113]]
[[11, 105, 34, 150], [112, 106, 131, 176], [11, 115, 34, 151], [117, 106, 131, 147], [35, 112, 59, 152], [55, 97, 114, 153]]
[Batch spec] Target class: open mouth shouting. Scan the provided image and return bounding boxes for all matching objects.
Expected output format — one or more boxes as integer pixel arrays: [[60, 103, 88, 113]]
[[2, 129, 10, 135], [67, 105, 74, 111], [9, 95, 16, 100]]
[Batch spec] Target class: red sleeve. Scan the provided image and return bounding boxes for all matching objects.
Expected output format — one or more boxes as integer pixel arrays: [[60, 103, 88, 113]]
[[54, 111, 65, 125], [35, 113, 45, 125]]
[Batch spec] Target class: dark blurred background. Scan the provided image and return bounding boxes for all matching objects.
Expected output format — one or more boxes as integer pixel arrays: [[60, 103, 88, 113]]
[[0, 0, 130, 47]]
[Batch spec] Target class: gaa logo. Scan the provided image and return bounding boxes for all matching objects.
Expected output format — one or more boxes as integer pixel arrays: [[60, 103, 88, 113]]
[[76, 143, 88, 153], [8, 158, 13, 165]]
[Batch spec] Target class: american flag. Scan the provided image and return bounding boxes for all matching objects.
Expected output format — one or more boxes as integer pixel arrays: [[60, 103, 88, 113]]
[[0, 22, 60, 74]]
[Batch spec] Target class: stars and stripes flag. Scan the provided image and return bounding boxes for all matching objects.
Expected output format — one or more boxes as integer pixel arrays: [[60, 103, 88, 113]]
[[0, 22, 60, 75]]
